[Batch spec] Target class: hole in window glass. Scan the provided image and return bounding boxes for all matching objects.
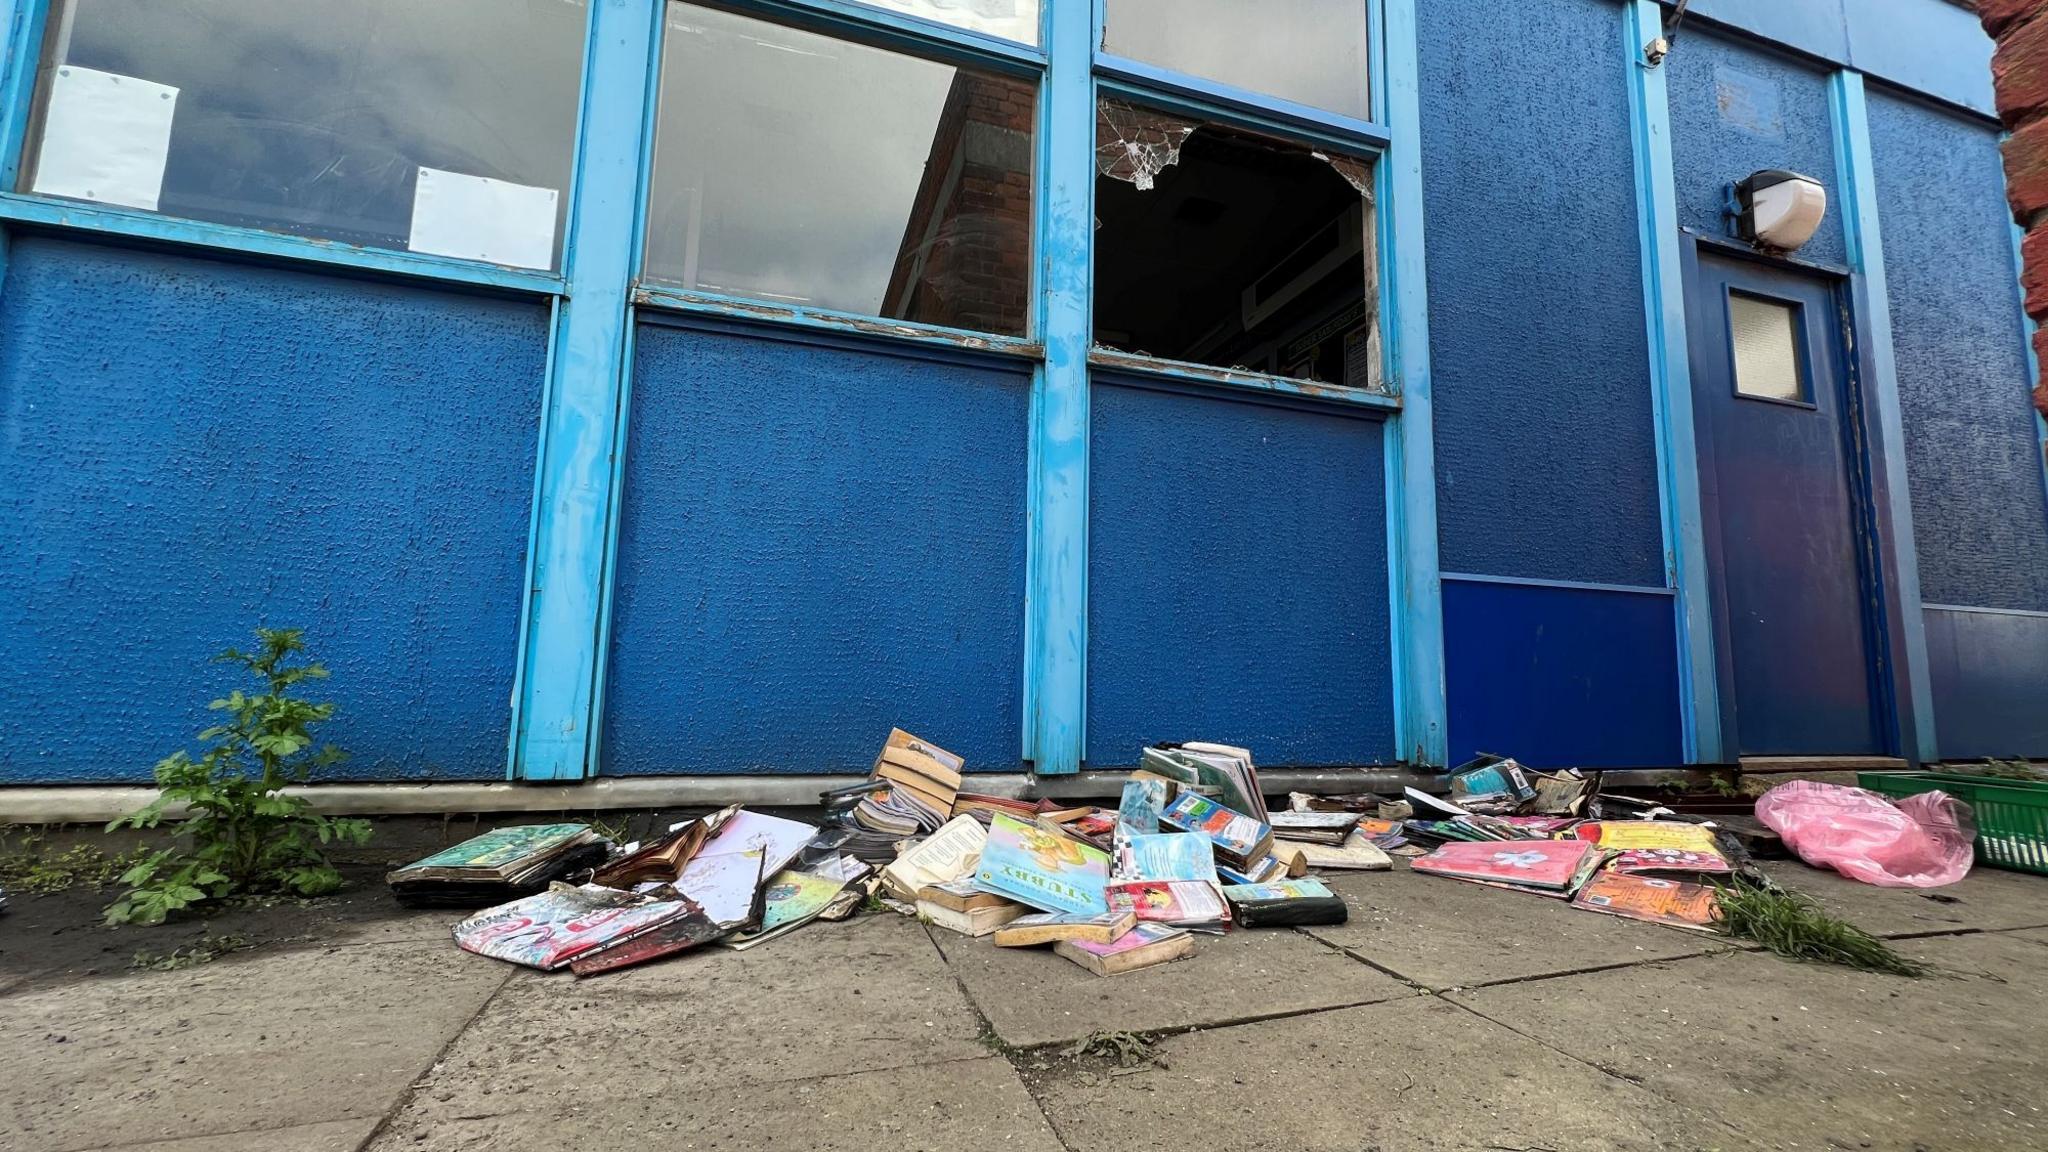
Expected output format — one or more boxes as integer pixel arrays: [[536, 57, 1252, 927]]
[[20, 0, 587, 270], [1103, 0, 1371, 121], [644, 4, 1035, 337], [1093, 100, 1380, 391], [1729, 293, 1806, 402], [853, 0, 1039, 45]]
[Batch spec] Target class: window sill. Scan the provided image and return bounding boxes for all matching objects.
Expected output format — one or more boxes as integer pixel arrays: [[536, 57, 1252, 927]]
[[0, 192, 566, 296], [1088, 347, 1400, 412], [632, 284, 1044, 361]]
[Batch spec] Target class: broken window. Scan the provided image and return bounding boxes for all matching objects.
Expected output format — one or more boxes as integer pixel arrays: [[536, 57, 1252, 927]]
[[643, 3, 1035, 337], [1102, 0, 1372, 121], [1093, 99, 1382, 392], [19, 0, 587, 269]]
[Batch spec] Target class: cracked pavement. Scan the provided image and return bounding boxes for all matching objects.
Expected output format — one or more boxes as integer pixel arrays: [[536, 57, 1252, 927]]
[[4, 861, 2046, 1151]]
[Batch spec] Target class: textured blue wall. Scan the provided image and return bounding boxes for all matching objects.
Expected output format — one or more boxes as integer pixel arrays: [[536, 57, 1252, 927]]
[[1443, 579, 1683, 769], [1086, 381, 1394, 767], [1419, 0, 1664, 587], [603, 323, 1029, 774], [0, 238, 544, 783], [1668, 31, 1848, 270], [1925, 608, 2048, 759], [1869, 93, 2048, 613]]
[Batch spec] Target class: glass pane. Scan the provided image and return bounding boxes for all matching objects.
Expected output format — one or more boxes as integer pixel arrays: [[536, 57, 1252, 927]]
[[1729, 293, 1805, 402], [21, 0, 587, 270], [645, 4, 1035, 337], [1103, 0, 1371, 121], [854, 0, 1039, 44], [1093, 99, 1380, 390]]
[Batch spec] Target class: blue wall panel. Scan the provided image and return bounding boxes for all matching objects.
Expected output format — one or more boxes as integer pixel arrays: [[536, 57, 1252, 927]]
[[1086, 382, 1394, 767], [0, 238, 544, 783], [1443, 579, 1684, 769], [1925, 608, 2048, 760], [1668, 31, 1849, 270], [603, 323, 1029, 775], [1419, 0, 1664, 587], [1869, 93, 2048, 613]]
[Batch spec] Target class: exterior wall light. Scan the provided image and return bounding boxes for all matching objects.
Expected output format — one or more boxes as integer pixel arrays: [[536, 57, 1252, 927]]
[[1731, 169, 1828, 254]]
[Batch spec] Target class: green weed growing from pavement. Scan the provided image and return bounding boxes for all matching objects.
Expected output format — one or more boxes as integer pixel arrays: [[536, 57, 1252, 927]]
[[104, 629, 371, 926], [1714, 878, 1926, 977]]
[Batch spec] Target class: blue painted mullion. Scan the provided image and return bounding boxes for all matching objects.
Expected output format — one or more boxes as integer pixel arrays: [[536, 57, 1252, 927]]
[[716, 0, 1044, 68], [1379, 0, 1445, 767], [1021, 0, 1092, 774], [1624, 0, 1722, 764], [509, 0, 664, 781], [0, 0, 47, 188], [1831, 69, 1937, 765]]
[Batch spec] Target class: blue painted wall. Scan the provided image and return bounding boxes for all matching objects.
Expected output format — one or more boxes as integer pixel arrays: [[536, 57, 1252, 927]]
[[0, 238, 543, 783], [1868, 91, 2048, 614], [1925, 608, 2048, 759], [1676, 0, 1995, 119], [1668, 31, 1849, 270], [1085, 381, 1395, 767], [602, 322, 1030, 775], [1443, 579, 1684, 769], [1419, 0, 1664, 588]]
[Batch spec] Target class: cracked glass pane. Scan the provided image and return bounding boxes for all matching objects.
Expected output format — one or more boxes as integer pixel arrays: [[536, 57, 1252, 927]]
[[643, 3, 1035, 337], [1104, 0, 1371, 121], [1094, 104, 1381, 392], [20, 0, 586, 268]]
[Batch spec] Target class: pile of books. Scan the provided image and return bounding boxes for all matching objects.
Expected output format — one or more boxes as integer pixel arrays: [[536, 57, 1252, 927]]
[[854, 728, 965, 835], [1406, 817, 1734, 931], [436, 803, 881, 976]]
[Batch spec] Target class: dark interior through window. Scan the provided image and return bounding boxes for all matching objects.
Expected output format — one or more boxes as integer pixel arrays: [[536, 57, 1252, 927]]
[[1092, 101, 1379, 389]]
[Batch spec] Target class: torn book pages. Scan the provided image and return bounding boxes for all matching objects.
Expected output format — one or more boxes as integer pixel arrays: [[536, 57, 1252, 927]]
[[32, 66, 178, 211]]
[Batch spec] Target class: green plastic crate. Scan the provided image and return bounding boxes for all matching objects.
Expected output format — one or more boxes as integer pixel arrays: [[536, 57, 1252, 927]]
[[1858, 771, 2048, 876]]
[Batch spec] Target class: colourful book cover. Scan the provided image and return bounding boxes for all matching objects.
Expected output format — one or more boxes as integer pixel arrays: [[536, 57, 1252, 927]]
[[1063, 921, 1188, 958], [1571, 871, 1720, 931], [1161, 793, 1269, 857], [1606, 847, 1732, 875], [1116, 778, 1167, 838], [974, 813, 1110, 916], [1573, 822, 1720, 854], [1410, 839, 1598, 890], [453, 884, 695, 971], [1106, 879, 1229, 925], [1220, 877, 1333, 902], [398, 823, 590, 872], [1114, 832, 1216, 883]]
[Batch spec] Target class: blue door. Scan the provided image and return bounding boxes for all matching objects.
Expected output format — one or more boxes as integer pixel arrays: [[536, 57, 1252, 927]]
[[1691, 253, 1885, 757]]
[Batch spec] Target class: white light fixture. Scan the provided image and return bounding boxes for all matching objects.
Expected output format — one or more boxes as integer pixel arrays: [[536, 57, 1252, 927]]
[[1734, 169, 1828, 253]]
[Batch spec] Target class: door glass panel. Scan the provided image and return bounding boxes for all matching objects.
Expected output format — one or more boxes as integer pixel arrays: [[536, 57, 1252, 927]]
[[1728, 293, 1806, 402], [1102, 0, 1370, 121]]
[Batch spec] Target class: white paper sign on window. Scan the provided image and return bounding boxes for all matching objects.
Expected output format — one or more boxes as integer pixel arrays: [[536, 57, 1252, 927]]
[[31, 66, 179, 211], [407, 167, 558, 270]]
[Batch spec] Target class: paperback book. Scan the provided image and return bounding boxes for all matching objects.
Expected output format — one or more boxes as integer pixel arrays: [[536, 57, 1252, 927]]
[[1160, 792, 1273, 871], [1411, 839, 1601, 895], [974, 813, 1111, 916], [993, 909, 1137, 947], [1055, 922, 1194, 976], [1106, 878, 1230, 931]]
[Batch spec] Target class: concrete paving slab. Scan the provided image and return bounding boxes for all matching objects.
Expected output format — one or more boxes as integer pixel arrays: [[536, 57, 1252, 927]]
[[404, 911, 988, 1121], [95, 1117, 381, 1152], [2011, 927, 2048, 949], [931, 919, 1414, 1048], [0, 942, 508, 1152], [1760, 859, 2048, 937], [1027, 995, 1759, 1152], [1450, 936, 2048, 1151], [1306, 864, 1733, 989], [369, 1056, 1065, 1152]]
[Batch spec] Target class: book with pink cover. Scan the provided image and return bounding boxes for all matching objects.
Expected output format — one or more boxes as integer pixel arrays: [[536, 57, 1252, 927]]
[[1106, 879, 1230, 930], [1410, 839, 1599, 892], [1062, 921, 1189, 959]]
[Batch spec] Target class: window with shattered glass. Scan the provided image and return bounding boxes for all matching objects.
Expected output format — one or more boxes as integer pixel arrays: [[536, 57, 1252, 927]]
[[1093, 99, 1382, 392], [19, 0, 587, 269], [642, 3, 1036, 337]]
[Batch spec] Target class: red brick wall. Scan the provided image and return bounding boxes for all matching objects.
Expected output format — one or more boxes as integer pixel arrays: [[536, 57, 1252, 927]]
[[1983, 0, 2048, 417]]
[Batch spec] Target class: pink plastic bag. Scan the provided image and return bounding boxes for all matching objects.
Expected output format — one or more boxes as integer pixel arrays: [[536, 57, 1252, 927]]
[[1755, 780, 1976, 888]]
